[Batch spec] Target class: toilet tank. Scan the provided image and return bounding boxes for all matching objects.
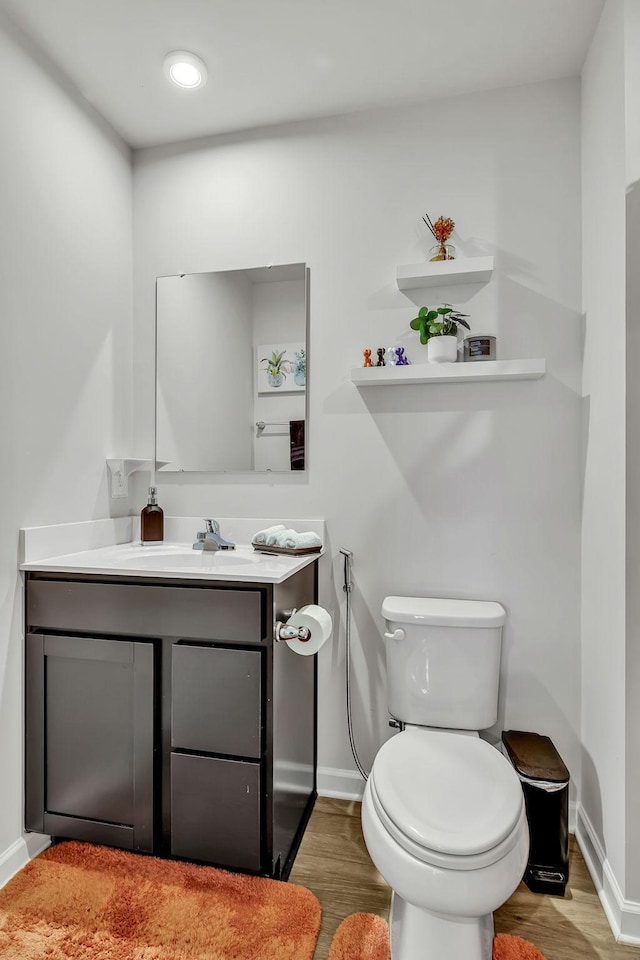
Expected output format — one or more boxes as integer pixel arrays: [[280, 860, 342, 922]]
[[382, 596, 507, 730]]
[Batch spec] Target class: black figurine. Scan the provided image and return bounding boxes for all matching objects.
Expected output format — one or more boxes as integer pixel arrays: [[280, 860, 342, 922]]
[[376, 347, 386, 366]]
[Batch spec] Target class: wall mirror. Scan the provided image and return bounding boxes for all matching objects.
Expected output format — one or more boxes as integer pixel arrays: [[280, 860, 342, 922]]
[[155, 262, 308, 473]]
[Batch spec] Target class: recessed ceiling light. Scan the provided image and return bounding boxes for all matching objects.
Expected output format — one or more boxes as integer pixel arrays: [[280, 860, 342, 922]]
[[163, 51, 208, 89]]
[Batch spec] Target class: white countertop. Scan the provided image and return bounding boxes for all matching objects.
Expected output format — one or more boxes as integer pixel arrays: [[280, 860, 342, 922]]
[[20, 541, 321, 584]]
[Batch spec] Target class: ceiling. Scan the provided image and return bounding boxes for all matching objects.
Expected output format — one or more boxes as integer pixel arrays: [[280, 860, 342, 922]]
[[1, 0, 604, 149]]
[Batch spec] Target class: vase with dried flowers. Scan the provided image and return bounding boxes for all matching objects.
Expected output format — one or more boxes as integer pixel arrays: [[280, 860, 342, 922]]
[[423, 213, 456, 261]]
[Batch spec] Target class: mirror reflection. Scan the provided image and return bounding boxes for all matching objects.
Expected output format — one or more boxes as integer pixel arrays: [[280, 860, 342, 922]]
[[156, 263, 308, 472]]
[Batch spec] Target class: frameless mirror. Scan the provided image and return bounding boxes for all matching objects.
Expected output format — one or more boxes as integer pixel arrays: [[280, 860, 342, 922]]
[[155, 262, 308, 472]]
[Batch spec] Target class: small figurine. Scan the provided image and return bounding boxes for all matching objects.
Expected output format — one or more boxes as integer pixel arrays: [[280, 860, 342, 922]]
[[376, 348, 386, 367], [386, 346, 398, 366], [395, 346, 409, 365], [363, 348, 373, 367]]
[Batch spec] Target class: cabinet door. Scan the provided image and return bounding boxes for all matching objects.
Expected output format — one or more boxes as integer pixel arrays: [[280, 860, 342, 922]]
[[25, 633, 154, 851], [172, 644, 262, 758], [171, 753, 261, 870]]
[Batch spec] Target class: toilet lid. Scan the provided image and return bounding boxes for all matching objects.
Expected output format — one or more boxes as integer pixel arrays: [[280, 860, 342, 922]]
[[371, 730, 524, 862]]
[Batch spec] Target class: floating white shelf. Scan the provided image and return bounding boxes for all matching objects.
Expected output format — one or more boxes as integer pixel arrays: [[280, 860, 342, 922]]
[[396, 256, 494, 291], [350, 359, 545, 386]]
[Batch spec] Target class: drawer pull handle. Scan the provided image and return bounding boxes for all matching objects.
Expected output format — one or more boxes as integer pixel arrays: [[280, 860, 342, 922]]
[[275, 621, 311, 643]]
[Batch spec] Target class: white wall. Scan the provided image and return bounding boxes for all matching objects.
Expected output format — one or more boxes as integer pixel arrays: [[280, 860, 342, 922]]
[[625, 181, 640, 906], [624, 0, 640, 187], [133, 80, 584, 792], [624, 0, 640, 909], [580, 0, 628, 903], [0, 18, 133, 873]]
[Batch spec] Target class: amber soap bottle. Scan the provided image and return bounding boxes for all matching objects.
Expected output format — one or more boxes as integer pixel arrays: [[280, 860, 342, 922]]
[[141, 486, 164, 544]]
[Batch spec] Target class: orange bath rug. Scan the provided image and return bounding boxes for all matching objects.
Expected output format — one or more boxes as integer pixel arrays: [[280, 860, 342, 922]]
[[0, 841, 321, 960], [328, 914, 548, 960], [493, 933, 548, 960], [329, 912, 390, 960]]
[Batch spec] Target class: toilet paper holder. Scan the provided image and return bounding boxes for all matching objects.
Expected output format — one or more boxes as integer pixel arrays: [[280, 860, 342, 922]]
[[275, 609, 311, 643]]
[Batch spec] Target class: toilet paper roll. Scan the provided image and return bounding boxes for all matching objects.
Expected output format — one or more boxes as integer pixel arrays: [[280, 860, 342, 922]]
[[285, 604, 333, 656]]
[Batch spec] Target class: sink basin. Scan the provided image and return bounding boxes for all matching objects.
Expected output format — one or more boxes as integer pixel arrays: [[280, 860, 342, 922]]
[[122, 552, 256, 570], [114, 544, 194, 560]]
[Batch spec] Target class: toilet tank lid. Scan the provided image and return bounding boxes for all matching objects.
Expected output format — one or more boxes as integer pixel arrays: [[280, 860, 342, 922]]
[[382, 596, 506, 628]]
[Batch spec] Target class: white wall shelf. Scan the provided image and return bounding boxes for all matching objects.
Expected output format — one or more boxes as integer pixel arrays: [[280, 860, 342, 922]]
[[106, 459, 170, 499], [350, 359, 545, 386], [396, 256, 494, 290]]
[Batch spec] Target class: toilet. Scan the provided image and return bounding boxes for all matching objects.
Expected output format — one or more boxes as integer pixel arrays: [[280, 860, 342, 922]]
[[361, 597, 530, 960]]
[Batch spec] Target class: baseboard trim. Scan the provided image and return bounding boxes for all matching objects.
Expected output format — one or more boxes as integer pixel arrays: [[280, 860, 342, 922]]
[[317, 765, 366, 801], [568, 799, 577, 834], [576, 805, 640, 944], [0, 834, 50, 889]]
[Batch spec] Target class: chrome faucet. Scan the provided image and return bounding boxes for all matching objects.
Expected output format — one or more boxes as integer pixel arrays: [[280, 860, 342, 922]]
[[193, 518, 236, 551]]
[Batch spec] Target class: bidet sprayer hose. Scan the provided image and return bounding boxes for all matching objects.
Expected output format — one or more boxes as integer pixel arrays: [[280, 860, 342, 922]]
[[340, 548, 369, 781]]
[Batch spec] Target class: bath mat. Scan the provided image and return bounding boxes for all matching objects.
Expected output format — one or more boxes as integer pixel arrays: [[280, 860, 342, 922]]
[[328, 913, 548, 960], [329, 912, 389, 960], [0, 841, 321, 960], [493, 934, 548, 960]]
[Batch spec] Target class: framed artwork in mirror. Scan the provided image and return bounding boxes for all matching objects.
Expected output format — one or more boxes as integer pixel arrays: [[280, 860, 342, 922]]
[[258, 341, 306, 393]]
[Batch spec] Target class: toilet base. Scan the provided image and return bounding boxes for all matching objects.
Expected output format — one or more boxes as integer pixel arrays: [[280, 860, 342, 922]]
[[389, 892, 494, 960]]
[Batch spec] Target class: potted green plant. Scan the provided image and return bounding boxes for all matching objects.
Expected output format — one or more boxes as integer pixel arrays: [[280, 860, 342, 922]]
[[410, 303, 470, 364], [261, 349, 291, 387]]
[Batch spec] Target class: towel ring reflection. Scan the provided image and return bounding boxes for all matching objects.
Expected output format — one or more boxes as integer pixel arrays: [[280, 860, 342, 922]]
[[256, 420, 289, 431]]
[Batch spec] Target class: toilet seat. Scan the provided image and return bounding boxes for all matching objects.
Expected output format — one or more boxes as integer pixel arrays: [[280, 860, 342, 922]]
[[369, 729, 525, 871]]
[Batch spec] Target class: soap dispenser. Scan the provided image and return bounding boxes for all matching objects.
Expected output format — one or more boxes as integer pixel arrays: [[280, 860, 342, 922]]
[[141, 486, 164, 544]]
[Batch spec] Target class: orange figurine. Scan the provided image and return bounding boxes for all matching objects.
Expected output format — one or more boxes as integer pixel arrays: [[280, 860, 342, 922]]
[[363, 348, 373, 367]]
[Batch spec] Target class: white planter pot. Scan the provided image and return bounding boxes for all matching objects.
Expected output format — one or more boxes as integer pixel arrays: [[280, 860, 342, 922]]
[[427, 336, 458, 364]]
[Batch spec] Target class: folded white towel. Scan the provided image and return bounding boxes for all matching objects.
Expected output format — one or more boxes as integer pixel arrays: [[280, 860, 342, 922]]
[[253, 524, 285, 544], [267, 527, 297, 546], [281, 530, 323, 549], [268, 530, 323, 549]]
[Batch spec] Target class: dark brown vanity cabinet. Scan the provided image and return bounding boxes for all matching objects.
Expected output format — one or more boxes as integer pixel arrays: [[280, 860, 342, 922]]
[[24, 564, 317, 879]]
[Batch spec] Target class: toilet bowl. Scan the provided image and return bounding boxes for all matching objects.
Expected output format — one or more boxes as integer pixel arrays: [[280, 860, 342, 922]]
[[362, 726, 529, 960], [361, 596, 529, 960]]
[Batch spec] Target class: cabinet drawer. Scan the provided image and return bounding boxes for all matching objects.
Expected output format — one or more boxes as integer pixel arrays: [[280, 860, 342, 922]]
[[27, 580, 264, 643], [172, 644, 262, 758], [171, 753, 261, 871]]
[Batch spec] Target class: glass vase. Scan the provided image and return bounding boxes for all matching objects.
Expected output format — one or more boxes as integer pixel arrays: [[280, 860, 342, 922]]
[[429, 243, 455, 262]]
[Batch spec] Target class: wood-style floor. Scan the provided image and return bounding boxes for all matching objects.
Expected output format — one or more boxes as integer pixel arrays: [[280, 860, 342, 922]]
[[290, 797, 640, 960]]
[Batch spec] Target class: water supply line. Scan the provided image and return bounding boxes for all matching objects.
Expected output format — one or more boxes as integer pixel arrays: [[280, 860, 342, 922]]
[[340, 548, 369, 781]]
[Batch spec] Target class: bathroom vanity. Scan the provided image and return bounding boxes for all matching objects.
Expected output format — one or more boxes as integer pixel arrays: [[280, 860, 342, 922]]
[[22, 538, 319, 880]]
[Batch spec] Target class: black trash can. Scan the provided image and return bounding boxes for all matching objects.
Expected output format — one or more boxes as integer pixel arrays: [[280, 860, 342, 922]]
[[502, 730, 570, 896]]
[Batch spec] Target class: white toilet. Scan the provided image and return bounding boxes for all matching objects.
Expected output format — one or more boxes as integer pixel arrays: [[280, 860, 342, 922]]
[[361, 596, 530, 960]]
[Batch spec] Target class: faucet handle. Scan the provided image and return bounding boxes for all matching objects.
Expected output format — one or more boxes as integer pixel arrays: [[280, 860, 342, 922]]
[[203, 519, 220, 535]]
